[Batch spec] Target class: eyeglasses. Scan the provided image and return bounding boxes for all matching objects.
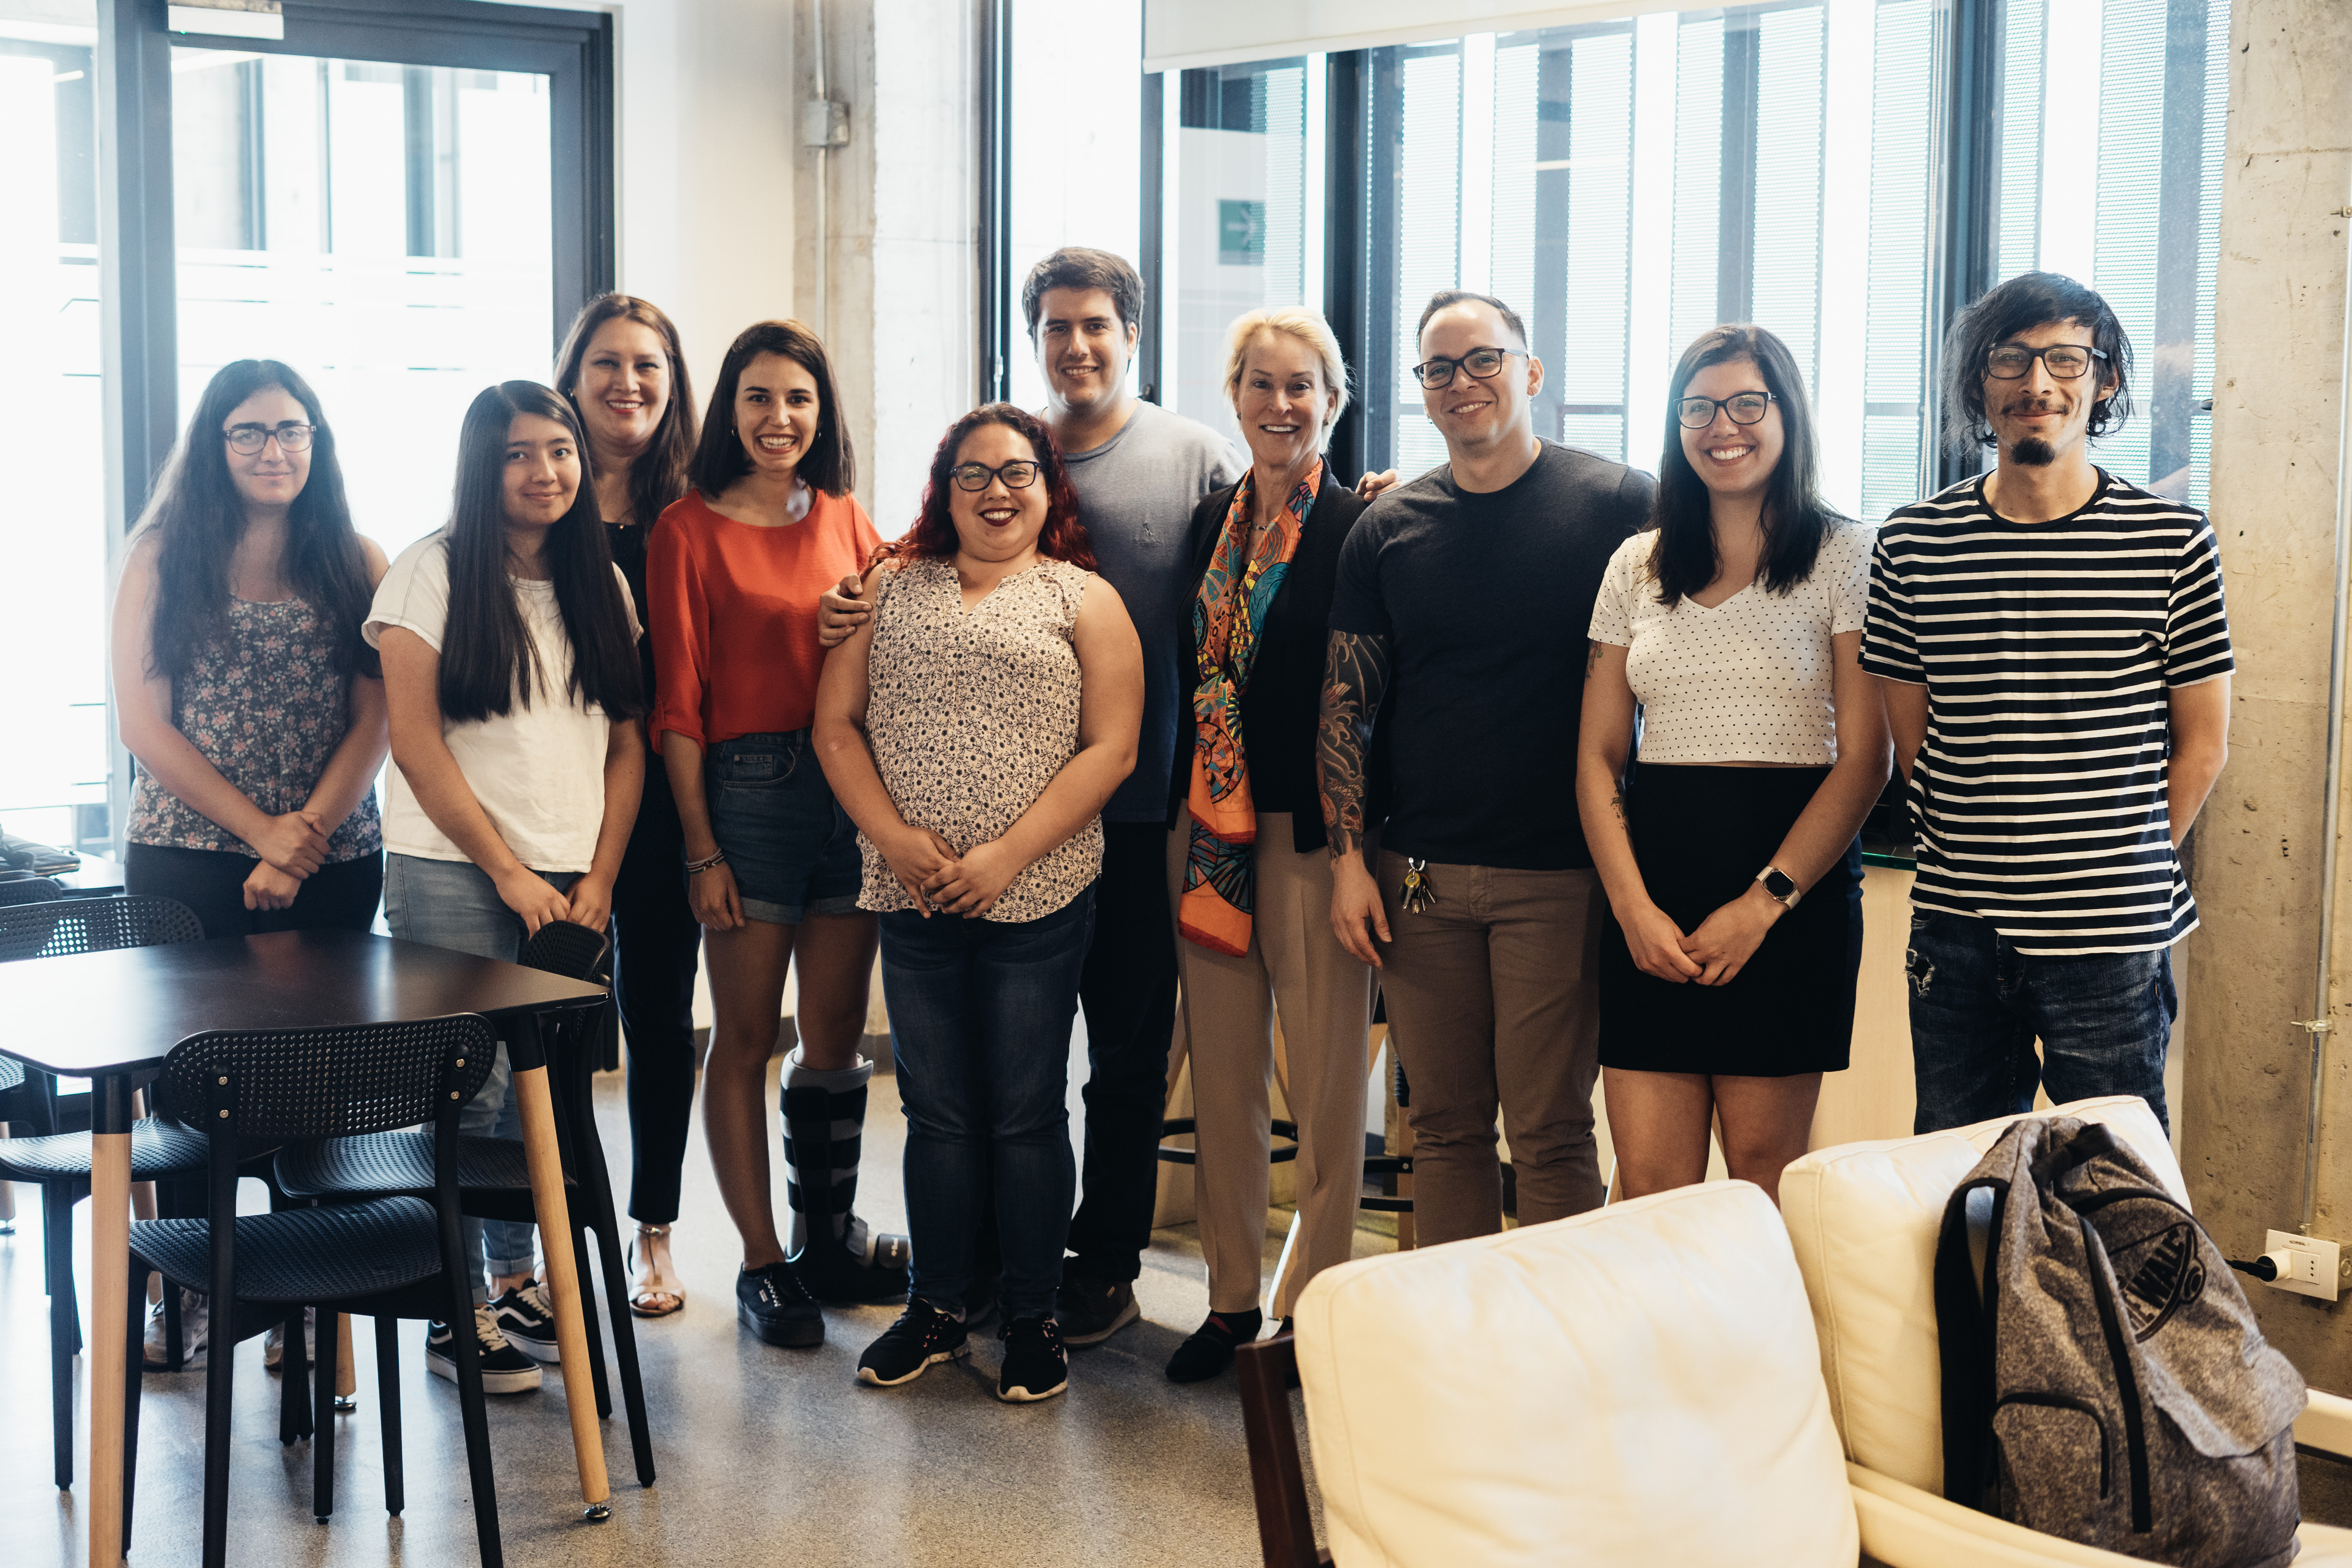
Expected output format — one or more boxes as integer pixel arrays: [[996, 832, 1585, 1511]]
[[950, 460, 1040, 492], [223, 422, 316, 455], [1410, 347, 1524, 390], [1676, 392, 1776, 429], [1985, 344, 2107, 380]]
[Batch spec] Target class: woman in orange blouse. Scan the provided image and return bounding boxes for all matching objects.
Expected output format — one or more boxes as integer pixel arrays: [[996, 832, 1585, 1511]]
[[647, 320, 906, 1350]]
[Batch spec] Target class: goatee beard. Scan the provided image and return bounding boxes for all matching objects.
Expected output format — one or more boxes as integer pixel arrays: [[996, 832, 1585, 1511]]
[[2013, 437, 2057, 467]]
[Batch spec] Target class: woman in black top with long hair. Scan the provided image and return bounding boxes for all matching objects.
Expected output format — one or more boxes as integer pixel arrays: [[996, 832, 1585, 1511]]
[[556, 294, 703, 1318]]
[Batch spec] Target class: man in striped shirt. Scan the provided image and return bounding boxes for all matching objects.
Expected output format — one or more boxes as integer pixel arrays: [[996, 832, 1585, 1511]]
[[1861, 271, 2232, 1135]]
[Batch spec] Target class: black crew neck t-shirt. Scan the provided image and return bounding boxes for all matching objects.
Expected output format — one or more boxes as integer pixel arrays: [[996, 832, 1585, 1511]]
[[1329, 441, 1652, 871]]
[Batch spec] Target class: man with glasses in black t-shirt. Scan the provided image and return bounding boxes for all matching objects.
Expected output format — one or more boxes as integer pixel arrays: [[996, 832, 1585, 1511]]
[[1321, 289, 1652, 1246], [1862, 271, 2233, 1135]]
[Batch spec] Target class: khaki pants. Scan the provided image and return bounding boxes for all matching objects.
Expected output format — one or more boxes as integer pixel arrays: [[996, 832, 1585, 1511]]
[[1169, 816, 1375, 1317], [1375, 850, 1604, 1246]]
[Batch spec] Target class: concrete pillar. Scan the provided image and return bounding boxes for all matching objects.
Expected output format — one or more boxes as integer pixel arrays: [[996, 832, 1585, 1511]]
[[2187, 0, 2352, 1390], [796, 0, 879, 519]]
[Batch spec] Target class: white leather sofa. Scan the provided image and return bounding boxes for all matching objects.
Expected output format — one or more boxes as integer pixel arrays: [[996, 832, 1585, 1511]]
[[1780, 1095, 2352, 1567], [1235, 1099, 2352, 1566]]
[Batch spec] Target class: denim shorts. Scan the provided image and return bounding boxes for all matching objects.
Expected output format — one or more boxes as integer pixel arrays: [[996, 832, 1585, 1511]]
[[704, 730, 864, 926]]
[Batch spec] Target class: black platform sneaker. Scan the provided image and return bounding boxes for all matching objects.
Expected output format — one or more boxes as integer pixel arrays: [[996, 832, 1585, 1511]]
[[737, 1260, 825, 1349]]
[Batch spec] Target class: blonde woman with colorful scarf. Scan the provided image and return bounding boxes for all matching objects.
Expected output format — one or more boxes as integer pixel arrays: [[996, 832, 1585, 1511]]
[[1161, 308, 1379, 1383]]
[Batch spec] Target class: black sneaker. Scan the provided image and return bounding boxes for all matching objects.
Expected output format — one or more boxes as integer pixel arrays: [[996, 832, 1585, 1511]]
[[491, 1283, 561, 1363], [426, 1305, 543, 1394], [1053, 1276, 1139, 1346], [736, 1261, 824, 1349], [996, 1315, 1068, 1403], [1165, 1308, 1263, 1384], [857, 1298, 971, 1388]]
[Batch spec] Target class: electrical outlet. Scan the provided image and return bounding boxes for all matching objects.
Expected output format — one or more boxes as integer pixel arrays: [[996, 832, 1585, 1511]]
[[2262, 1230, 2344, 1302]]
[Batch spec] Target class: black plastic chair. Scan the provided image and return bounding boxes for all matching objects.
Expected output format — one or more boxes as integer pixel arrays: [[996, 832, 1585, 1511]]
[[0, 894, 215, 1488], [276, 919, 655, 1485], [122, 1015, 504, 1568], [0, 875, 66, 907]]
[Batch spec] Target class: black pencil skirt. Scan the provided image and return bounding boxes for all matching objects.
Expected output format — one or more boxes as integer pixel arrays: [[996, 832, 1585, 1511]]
[[1597, 763, 1862, 1077]]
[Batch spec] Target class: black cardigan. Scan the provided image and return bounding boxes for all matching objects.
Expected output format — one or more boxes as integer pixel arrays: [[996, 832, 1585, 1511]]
[[1164, 466, 1376, 855]]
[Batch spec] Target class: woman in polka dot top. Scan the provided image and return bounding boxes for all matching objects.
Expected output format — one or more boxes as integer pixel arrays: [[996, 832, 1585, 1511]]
[[1574, 323, 1893, 1206]]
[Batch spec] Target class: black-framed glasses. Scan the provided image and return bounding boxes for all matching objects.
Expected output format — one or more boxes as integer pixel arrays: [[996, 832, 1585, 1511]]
[[1676, 392, 1776, 429], [223, 422, 316, 455], [950, 460, 1040, 492], [1410, 346, 1524, 390], [1985, 343, 2107, 380]]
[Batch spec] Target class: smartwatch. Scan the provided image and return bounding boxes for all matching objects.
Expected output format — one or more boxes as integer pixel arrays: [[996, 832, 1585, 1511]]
[[1755, 865, 1802, 910]]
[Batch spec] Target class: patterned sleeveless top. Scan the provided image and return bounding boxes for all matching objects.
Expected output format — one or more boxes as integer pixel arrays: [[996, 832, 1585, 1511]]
[[857, 555, 1101, 923], [127, 596, 383, 861]]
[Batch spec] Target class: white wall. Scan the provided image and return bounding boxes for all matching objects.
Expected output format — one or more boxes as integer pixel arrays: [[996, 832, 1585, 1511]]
[[512, 0, 800, 418]]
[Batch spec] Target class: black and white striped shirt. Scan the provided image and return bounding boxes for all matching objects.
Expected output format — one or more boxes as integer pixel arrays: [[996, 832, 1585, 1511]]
[[1860, 472, 2233, 956]]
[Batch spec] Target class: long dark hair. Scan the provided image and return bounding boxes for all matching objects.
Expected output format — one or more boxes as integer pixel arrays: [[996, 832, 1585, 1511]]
[[1648, 325, 1843, 606], [687, 320, 854, 498], [140, 359, 376, 682], [438, 381, 645, 724], [554, 293, 700, 527], [1941, 270, 2134, 454], [890, 404, 1094, 570]]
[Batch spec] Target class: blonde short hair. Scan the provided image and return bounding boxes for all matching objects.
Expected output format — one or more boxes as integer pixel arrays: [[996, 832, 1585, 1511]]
[[1221, 308, 1351, 445]]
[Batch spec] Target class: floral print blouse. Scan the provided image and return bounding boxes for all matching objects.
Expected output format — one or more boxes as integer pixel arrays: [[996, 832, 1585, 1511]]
[[126, 595, 382, 861]]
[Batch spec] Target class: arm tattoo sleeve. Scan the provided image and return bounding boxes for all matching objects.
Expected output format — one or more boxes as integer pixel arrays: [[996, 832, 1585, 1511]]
[[1317, 630, 1393, 859]]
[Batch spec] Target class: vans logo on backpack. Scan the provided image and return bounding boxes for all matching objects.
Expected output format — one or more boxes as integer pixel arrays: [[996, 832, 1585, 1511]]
[[2115, 1221, 2206, 1341]]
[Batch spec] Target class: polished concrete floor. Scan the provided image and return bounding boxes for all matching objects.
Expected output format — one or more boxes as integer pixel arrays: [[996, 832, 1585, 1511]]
[[0, 1036, 1355, 1568]]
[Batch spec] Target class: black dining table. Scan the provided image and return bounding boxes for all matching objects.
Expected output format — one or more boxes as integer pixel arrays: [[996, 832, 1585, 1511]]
[[0, 927, 613, 1567]]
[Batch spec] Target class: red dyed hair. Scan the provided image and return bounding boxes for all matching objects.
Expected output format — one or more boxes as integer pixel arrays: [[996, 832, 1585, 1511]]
[[884, 403, 1095, 571]]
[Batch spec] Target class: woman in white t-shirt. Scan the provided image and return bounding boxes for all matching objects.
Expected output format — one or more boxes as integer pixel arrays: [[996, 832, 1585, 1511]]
[[365, 379, 647, 1393], [1574, 325, 1892, 1205]]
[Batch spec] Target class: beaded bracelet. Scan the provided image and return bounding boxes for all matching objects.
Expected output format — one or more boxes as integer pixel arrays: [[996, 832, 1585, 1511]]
[[685, 848, 727, 875]]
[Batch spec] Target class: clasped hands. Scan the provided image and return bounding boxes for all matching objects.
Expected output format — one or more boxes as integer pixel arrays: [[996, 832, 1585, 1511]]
[[243, 808, 332, 911], [1619, 880, 1788, 988], [881, 826, 1018, 919]]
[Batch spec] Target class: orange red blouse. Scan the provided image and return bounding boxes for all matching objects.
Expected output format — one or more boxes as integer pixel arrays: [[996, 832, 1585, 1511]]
[[646, 488, 882, 752]]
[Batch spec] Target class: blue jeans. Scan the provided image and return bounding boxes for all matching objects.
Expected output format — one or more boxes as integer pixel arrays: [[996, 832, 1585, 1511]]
[[705, 731, 864, 926], [384, 852, 578, 1302], [882, 886, 1095, 1321], [1905, 907, 2177, 1136]]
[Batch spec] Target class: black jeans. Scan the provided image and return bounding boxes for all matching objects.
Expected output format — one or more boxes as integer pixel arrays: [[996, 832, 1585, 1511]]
[[124, 843, 382, 938], [1064, 820, 1181, 1284], [611, 762, 706, 1225]]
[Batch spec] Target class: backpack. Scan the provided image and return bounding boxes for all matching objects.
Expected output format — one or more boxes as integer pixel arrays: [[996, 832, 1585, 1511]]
[[1934, 1115, 2306, 1567]]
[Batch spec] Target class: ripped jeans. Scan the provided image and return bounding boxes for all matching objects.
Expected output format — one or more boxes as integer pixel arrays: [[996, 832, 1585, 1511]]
[[1904, 907, 2176, 1136]]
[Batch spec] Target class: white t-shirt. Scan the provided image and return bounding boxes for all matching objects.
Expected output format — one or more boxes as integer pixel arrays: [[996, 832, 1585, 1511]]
[[364, 532, 641, 873], [1587, 519, 1875, 765]]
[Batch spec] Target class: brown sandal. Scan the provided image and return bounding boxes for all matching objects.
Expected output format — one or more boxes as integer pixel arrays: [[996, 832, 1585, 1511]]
[[628, 1224, 686, 1318]]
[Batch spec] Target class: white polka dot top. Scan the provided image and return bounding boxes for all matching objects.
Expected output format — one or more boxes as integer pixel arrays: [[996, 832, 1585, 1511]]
[[1587, 519, 1876, 765]]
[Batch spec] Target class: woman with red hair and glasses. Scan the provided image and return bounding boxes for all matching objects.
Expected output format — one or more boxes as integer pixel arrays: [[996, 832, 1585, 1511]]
[[815, 403, 1143, 1404]]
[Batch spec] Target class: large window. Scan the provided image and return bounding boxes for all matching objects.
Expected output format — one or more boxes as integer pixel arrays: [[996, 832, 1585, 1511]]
[[1147, 0, 2230, 520], [0, 0, 609, 856]]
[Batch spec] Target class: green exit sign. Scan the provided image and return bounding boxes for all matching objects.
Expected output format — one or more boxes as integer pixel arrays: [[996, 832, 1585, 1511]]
[[1219, 199, 1265, 265]]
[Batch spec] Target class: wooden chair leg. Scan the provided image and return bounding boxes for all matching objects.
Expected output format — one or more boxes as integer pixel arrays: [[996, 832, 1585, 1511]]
[[375, 1317, 405, 1516], [313, 1304, 338, 1520], [1235, 1335, 1326, 1568]]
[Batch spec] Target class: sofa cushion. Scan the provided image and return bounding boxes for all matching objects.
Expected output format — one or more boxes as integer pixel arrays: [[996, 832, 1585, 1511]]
[[1780, 1095, 2184, 1493], [1293, 1181, 1857, 1568]]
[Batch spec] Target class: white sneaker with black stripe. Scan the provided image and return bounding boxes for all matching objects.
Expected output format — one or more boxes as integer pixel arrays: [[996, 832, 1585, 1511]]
[[426, 1304, 543, 1394]]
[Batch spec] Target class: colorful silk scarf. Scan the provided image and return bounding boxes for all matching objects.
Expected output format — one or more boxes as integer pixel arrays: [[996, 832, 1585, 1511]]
[[1180, 460, 1322, 956]]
